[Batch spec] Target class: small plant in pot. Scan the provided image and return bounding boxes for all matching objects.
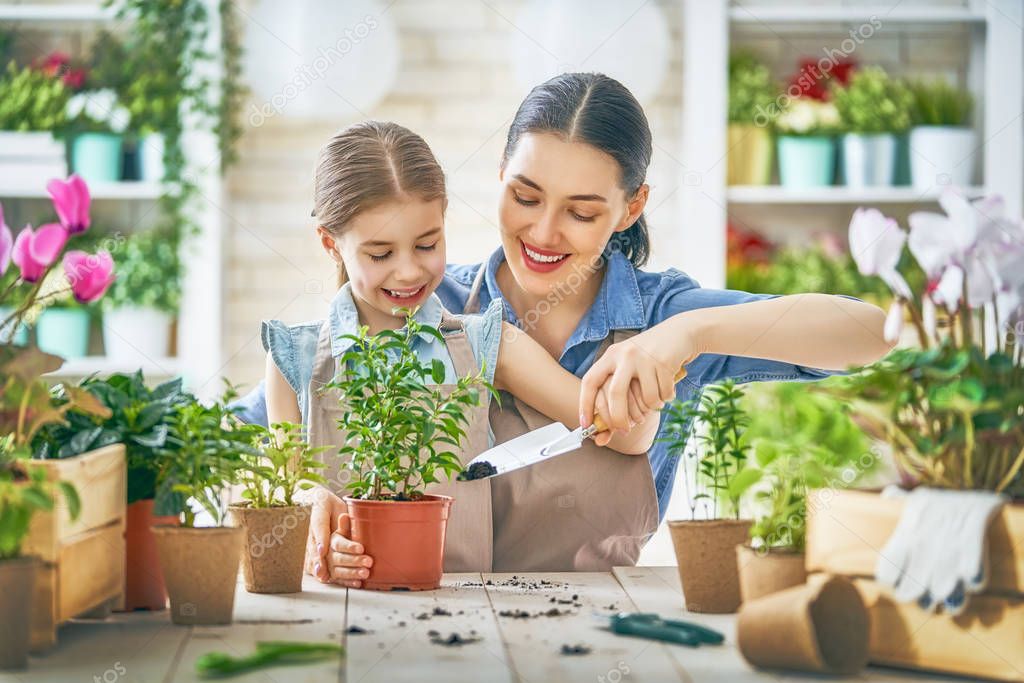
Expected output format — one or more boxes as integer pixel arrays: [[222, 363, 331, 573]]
[[775, 97, 841, 188], [906, 78, 975, 190], [229, 421, 327, 594], [832, 66, 912, 188], [151, 389, 262, 625], [326, 314, 491, 591], [727, 52, 778, 186], [64, 88, 130, 183], [662, 380, 758, 614], [734, 383, 879, 603]]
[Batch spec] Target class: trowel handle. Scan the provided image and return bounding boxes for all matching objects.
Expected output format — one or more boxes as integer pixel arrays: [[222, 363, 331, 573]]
[[588, 365, 688, 435]]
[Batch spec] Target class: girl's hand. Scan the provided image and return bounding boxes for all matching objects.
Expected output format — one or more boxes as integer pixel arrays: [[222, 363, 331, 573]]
[[580, 323, 699, 434], [305, 488, 374, 587]]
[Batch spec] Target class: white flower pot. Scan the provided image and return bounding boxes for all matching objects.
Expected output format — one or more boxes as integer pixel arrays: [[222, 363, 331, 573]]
[[0, 131, 67, 186], [909, 126, 976, 190], [102, 306, 172, 364], [842, 133, 897, 188], [138, 133, 165, 182]]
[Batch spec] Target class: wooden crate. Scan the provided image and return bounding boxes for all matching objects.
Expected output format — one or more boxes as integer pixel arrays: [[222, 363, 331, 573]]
[[23, 444, 127, 651], [807, 488, 1024, 681]]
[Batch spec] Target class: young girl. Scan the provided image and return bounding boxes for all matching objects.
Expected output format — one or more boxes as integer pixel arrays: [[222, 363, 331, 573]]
[[263, 121, 659, 585]]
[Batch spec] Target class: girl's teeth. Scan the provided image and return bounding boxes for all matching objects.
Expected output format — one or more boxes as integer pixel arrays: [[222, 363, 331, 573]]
[[524, 245, 568, 263], [386, 287, 419, 298]]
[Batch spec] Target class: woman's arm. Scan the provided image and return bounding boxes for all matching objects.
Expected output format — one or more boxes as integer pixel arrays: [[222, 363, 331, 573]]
[[494, 323, 658, 455], [580, 293, 895, 432]]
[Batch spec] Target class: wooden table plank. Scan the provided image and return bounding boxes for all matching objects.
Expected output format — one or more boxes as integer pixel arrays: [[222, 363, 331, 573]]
[[482, 571, 688, 683], [613, 566, 965, 683], [344, 573, 513, 683]]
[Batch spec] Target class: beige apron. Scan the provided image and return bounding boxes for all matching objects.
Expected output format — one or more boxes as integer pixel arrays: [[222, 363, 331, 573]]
[[306, 311, 494, 572]]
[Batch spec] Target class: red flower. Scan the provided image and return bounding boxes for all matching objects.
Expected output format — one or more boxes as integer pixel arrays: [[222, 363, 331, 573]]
[[787, 58, 857, 102]]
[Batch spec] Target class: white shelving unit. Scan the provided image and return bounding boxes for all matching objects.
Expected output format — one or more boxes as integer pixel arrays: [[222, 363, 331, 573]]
[[678, 0, 1024, 289], [1, 2, 224, 396]]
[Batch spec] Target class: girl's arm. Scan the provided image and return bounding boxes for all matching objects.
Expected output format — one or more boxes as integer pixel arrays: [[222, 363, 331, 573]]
[[265, 352, 302, 425], [494, 323, 658, 455], [580, 293, 894, 432]]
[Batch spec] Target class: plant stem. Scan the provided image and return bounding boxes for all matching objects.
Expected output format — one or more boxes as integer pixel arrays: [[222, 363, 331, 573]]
[[906, 298, 931, 349]]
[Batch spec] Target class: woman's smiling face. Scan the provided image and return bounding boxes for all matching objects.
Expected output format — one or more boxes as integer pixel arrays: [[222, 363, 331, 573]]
[[498, 132, 647, 297]]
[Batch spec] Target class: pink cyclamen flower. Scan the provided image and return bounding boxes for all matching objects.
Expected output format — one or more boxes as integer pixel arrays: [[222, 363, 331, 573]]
[[12, 223, 69, 283], [0, 204, 12, 277], [47, 174, 91, 234], [63, 250, 114, 303]]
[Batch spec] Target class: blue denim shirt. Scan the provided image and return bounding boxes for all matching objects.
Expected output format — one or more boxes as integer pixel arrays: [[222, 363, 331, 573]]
[[258, 282, 503, 429], [232, 248, 840, 522]]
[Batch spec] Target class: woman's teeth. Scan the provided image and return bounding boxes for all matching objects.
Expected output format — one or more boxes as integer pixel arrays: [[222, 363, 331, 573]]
[[524, 245, 568, 263]]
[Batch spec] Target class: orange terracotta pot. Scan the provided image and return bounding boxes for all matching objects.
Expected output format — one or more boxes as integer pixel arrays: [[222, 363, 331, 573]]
[[344, 494, 452, 591], [122, 499, 177, 611]]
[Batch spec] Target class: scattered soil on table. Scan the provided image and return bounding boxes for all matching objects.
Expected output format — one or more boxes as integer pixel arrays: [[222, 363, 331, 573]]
[[429, 631, 481, 647], [560, 644, 592, 656], [457, 461, 497, 481], [346, 625, 371, 634], [432, 606, 451, 616], [498, 607, 574, 619], [397, 621, 406, 627], [237, 618, 317, 625]]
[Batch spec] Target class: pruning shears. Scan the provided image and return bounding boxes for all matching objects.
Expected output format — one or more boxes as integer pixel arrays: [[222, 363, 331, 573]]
[[598, 612, 725, 647]]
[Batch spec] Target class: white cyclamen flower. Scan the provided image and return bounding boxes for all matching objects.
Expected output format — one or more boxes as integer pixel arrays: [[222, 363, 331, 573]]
[[848, 207, 912, 299]]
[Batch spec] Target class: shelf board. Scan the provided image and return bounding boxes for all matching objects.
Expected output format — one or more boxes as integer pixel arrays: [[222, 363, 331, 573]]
[[0, 180, 162, 200], [0, 3, 115, 22], [727, 185, 987, 205], [729, 5, 986, 24], [45, 356, 180, 379]]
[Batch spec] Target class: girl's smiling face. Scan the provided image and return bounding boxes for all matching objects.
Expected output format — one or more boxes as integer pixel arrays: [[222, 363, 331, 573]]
[[498, 132, 648, 298], [321, 196, 447, 330]]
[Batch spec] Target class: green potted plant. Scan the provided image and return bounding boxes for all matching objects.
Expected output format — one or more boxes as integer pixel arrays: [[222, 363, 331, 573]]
[[327, 314, 491, 591], [832, 66, 912, 188], [906, 78, 975, 190], [102, 229, 180, 364], [727, 52, 778, 186], [775, 97, 841, 188], [65, 88, 130, 182], [151, 390, 261, 625], [34, 289, 93, 360], [229, 422, 327, 594], [0, 60, 70, 183], [0, 449, 80, 670], [32, 371, 191, 610], [662, 380, 759, 614], [733, 383, 878, 603]]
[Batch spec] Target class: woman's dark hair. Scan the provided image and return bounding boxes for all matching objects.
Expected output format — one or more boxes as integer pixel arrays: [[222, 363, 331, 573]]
[[502, 72, 652, 267]]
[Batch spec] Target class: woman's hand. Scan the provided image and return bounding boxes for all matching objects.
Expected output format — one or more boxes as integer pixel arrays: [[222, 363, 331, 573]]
[[580, 322, 700, 434], [305, 487, 374, 587]]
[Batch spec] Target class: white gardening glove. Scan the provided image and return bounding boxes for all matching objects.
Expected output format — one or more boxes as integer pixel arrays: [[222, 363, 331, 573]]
[[875, 486, 1007, 615]]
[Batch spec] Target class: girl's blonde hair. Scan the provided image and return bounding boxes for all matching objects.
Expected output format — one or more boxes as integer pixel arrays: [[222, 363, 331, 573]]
[[313, 121, 446, 287]]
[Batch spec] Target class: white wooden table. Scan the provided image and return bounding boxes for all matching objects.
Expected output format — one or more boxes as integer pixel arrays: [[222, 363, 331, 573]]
[[3, 567, 960, 682]]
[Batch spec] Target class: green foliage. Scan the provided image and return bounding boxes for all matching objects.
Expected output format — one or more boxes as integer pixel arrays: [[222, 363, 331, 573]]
[[238, 422, 328, 508], [0, 61, 70, 132], [739, 382, 878, 551], [832, 67, 913, 134], [195, 641, 343, 678], [662, 381, 754, 519], [728, 52, 777, 125], [827, 340, 1024, 497], [156, 385, 263, 527], [0, 447, 80, 560], [327, 312, 494, 501], [103, 229, 181, 313], [907, 79, 973, 127], [31, 372, 192, 508]]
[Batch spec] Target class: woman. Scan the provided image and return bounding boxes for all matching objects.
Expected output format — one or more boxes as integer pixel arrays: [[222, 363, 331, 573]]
[[235, 73, 892, 587]]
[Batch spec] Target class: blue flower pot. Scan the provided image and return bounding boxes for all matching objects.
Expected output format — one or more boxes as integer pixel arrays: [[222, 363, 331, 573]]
[[71, 133, 124, 183], [37, 308, 91, 359], [0, 307, 29, 346], [777, 135, 836, 188]]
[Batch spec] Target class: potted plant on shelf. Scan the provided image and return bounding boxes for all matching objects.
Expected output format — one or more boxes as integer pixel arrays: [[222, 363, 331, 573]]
[[727, 52, 778, 186], [229, 422, 327, 594], [32, 371, 192, 610], [101, 229, 180, 364], [326, 313, 491, 591], [151, 389, 261, 625], [0, 60, 70, 184], [907, 78, 975, 190], [662, 380, 758, 614], [774, 97, 841, 188], [832, 66, 912, 188], [65, 88, 130, 183], [733, 383, 878, 603], [806, 195, 1024, 679]]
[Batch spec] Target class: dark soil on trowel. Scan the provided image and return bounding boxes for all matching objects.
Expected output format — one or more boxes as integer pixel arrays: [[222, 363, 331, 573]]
[[457, 461, 497, 481]]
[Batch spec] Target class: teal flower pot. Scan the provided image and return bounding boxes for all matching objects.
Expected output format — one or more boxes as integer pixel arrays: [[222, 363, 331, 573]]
[[71, 133, 124, 183], [0, 307, 29, 346], [37, 308, 91, 359], [777, 135, 836, 188]]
